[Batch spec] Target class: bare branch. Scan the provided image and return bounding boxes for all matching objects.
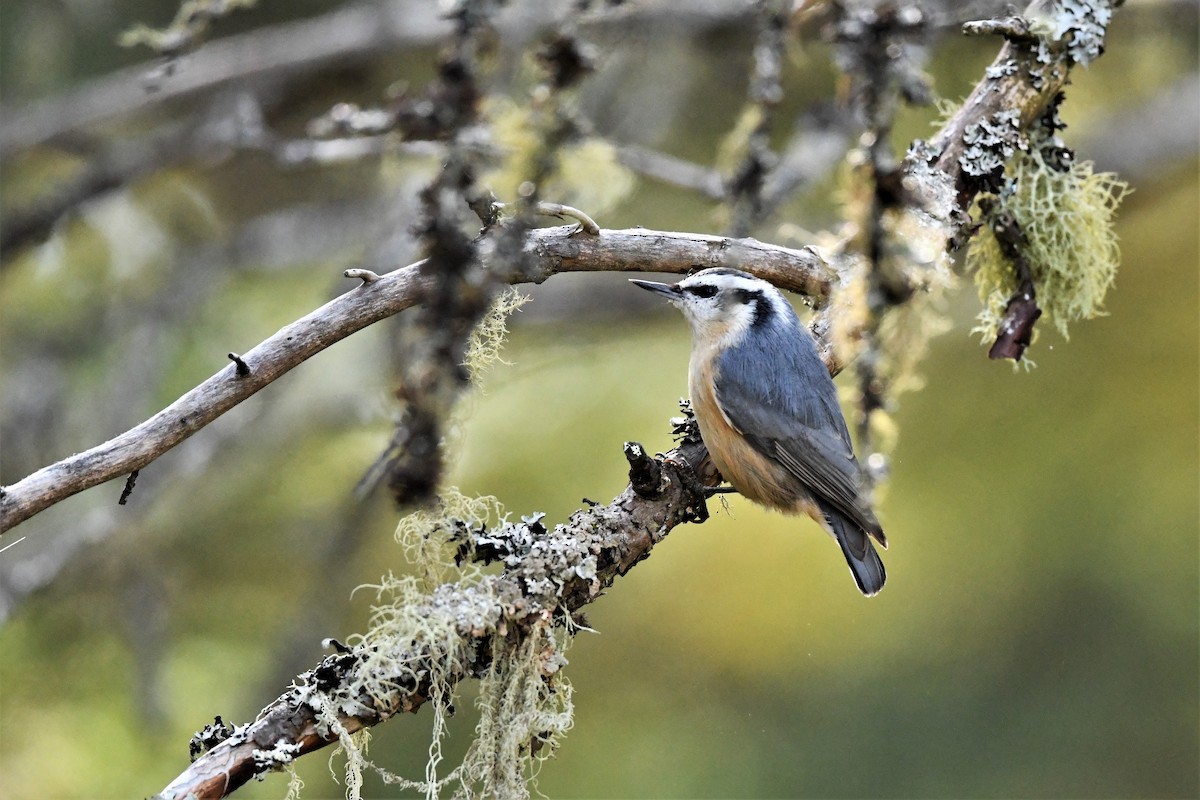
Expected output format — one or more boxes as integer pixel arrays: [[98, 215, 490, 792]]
[[979, 199, 1041, 361], [0, 227, 832, 534]]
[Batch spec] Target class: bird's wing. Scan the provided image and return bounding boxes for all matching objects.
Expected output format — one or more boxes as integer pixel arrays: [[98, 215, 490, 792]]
[[715, 342, 885, 545]]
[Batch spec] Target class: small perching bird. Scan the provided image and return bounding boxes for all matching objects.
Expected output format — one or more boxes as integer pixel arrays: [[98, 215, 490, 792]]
[[631, 267, 887, 596]]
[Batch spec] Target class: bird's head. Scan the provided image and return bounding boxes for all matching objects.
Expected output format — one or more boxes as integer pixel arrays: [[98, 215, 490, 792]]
[[630, 268, 795, 347]]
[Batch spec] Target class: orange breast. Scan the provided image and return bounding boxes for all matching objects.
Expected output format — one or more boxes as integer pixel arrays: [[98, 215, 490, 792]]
[[689, 355, 807, 514]]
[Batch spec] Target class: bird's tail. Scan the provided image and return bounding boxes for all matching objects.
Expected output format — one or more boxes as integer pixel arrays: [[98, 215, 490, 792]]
[[826, 508, 886, 596]]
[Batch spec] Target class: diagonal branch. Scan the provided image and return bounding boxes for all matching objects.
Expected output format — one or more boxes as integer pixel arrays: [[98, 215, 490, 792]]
[[157, 433, 718, 800], [0, 227, 832, 534]]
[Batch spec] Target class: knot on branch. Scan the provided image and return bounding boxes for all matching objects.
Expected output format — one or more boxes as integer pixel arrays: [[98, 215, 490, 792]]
[[226, 352, 250, 376], [624, 442, 664, 498]]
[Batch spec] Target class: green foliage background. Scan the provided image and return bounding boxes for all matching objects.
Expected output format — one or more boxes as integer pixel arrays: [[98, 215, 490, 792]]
[[0, 2, 1196, 798]]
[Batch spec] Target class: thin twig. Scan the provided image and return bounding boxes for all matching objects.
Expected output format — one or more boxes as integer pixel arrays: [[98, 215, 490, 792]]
[[118, 471, 140, 506], [980, 200, 1042, 360], [534, 202, 600, 235], [226, 353, 250, 376], [613, 143, 725, 199], [342, 268, 381, 284]]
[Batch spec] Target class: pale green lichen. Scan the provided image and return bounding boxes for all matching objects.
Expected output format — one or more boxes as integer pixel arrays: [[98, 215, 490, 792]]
[[456, 622, 574, 799], [322, 711, 373, 800], [482, 98, 635, 217], [969, 147, 1130, 343], [283, 763, 304, 800], [394, 488, 504, 588], [119, 0, 257, 56], [303, 490, 577, 800], [464, 288, 529, 383]]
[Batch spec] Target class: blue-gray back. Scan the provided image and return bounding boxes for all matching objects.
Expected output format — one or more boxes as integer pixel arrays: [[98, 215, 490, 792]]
[[714, 307, 851, 446], [714, 308, 881, 535]]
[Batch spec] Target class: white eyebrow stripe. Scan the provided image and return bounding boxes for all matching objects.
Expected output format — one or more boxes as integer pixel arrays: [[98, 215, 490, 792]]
[[679, 274, 766, 294]]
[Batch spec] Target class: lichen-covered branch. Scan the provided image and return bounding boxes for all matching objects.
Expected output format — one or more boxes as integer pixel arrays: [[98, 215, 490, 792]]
[[157, 430, 718, 800], [924, 0, 1115, 209], [724, 0, 789, 237], [0, 227, 832, 534]]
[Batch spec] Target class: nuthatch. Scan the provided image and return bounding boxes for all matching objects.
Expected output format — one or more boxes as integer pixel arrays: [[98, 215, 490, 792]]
[[631, 267, 887, 596]]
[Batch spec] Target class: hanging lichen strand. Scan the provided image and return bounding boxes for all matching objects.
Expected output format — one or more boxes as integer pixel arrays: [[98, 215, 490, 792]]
[[968, 97, 1130, 360]]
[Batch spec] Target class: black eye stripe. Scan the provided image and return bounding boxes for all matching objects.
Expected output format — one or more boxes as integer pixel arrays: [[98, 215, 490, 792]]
[[685, 284, 718, 298]]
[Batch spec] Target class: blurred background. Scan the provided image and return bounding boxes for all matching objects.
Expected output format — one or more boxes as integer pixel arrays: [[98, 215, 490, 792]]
[[1, 1, 1197, 798]]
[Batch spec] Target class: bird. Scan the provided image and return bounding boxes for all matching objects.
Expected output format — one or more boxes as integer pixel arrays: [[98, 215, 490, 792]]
[[631, 267, 887, 596]]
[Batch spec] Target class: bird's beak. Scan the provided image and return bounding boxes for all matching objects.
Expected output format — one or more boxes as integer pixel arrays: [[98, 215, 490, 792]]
[[629, 279, 682, 300]]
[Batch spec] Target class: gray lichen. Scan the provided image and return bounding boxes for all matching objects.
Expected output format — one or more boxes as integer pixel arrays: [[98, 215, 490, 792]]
[[959, 109, 1022, 177], [251, 740, 302, 773], [985, 60, 1018, 80], [1029, 0, 1112, 66]]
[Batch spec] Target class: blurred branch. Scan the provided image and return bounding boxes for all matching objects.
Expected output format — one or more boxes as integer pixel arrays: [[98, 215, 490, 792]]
[[725, 0, 789, 237], [758, 105, 854, 219], [827, 0, 932, 473], [119, 0, 259, 60], [158, 431, 717, 799], [1078, 71, 1200, 181], [0, 227, 833, 534], [614, 107, 853, 219], [613, 143, 726, 199], [0, 0, 768, 162], [0, 0, 451, 160], [0, 93, 437, 261]]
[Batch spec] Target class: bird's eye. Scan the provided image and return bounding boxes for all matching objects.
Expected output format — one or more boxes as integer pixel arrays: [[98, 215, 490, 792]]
[[685, 284, 718, 299]]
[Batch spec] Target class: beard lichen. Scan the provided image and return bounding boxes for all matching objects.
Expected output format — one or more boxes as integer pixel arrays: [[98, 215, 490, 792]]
[[394, 488, 505, 588], [292, 283, 577, 798], [301, 489, 578, 800], [464, 288, 529, 384], [456, 622, 575, 799], [969, 146, 1130, 346]]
